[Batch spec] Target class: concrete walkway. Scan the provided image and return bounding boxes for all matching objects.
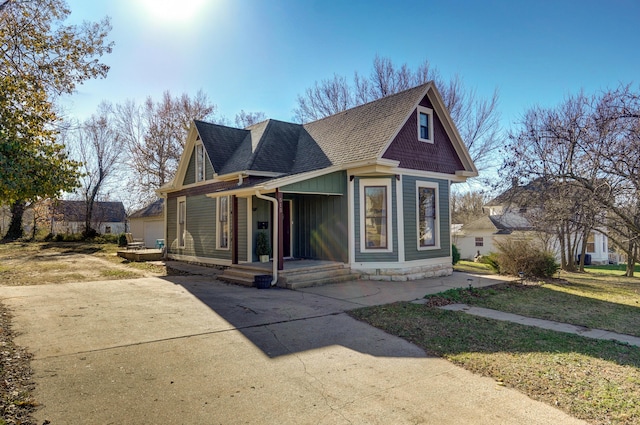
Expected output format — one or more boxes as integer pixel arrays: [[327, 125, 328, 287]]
[[437, 303, 640, 347]]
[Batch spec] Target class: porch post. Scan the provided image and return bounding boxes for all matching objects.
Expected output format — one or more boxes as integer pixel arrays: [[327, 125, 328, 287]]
[[232, 195, 238, 265], [276, 189, 284, 271]]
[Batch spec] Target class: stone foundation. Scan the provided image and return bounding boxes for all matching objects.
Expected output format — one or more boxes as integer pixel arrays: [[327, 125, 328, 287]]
[[354, 263, 452, 281]]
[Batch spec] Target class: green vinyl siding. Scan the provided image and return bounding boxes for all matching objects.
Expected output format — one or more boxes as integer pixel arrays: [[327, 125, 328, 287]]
[[167, 194, 231, 260], [183, 148, 196, 185], [281, 171, 346, 194], [205, 154, 214, 180], [354, 176, 399, 263], [403, 176, 450, 261], [237, 197, 248, 262], [167, 197, 177, 250], [292, 194, 348, 262]]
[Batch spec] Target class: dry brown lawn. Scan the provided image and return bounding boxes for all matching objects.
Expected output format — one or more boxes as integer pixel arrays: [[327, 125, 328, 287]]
[[0, 242, 166, 286]]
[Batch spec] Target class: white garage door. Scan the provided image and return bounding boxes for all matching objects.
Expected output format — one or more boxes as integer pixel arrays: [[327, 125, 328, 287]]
[[144, 221, 164, 249]]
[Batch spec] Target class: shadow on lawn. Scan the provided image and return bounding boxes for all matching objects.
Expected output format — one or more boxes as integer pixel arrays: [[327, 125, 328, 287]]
[[38, 242, 103, 255]]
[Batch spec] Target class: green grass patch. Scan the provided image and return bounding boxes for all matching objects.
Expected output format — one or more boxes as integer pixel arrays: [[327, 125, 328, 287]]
[[99, 269, 140, 279], [431, 274, 640, 336], [453, 260, 495, 274], [585, 263, 640, 276], [350, 303, 640, 424]]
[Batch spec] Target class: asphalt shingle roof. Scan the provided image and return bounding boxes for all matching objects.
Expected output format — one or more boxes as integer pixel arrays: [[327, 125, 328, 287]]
[[195, 83, 431, 178], [303, 84, 428, 165], [54, 201, 126, 223], [129, 199, 163, 219]]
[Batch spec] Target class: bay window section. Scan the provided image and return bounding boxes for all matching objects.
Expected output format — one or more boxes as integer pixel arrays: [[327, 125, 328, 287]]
[[417, 183, 439, 249], [359, 178, 393, 253]]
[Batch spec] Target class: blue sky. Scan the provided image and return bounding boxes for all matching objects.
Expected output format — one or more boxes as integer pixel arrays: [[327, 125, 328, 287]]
[[61, 0, 640, 132]]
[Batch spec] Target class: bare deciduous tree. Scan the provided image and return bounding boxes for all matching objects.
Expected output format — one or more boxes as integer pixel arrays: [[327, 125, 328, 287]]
[[235, 110, 266, 128], [451, 190, 488, 225], [503, 84, 640, 276], [114, 90, 218, 207], [71, 101, 122, 236]]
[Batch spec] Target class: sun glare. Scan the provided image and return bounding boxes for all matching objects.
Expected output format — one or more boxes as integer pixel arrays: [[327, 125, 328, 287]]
[[138, 0, 208, 23]]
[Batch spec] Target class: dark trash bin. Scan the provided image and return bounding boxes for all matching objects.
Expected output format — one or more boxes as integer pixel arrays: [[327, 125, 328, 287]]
[[254, 275, 272, 289], [578, 254, 592, 266]]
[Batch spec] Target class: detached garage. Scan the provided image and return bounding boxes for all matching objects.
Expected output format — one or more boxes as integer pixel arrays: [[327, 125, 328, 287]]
[[128, 199, 164, 248]]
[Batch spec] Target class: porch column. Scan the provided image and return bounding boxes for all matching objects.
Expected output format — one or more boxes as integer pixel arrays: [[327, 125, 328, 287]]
[[276, 189, 284, 271], [232, 195, 238, 264]]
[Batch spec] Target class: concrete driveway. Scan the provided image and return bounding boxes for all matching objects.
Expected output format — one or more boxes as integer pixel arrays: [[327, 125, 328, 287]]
[[0, 274, 585, 424]]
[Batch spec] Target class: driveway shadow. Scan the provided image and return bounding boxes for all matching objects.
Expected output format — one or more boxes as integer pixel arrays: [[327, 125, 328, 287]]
[[161, 275, 427, 359]]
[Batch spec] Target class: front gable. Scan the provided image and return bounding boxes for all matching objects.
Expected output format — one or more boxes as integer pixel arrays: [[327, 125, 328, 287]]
[[381, 88, 473, 175], [182, 141, 215, 186], [382, 95, 465, 174]]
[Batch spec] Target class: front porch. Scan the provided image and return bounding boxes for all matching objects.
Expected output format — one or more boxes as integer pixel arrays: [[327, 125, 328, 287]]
[[218, 259, 360, 289]]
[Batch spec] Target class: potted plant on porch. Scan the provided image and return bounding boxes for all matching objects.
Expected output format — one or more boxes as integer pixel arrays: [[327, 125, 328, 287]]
[[256, 231, 271, 263]]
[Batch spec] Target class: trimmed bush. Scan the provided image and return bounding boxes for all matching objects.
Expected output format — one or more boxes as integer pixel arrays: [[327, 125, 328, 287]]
[[452, 244, 460, 265], [480, 252, 500, 273], [118, 233, 127, 247], [493, 238, 559, 278]]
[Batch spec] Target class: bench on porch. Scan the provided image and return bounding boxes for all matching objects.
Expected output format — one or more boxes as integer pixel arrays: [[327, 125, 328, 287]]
[[125, 233, 145, 250]]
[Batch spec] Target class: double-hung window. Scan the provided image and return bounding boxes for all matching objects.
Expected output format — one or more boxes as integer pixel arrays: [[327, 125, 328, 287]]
[[417, 182, 439, 249], [177, 196, 186, 248], [217, 196, 229, 250], [586, 232, 595, 253], [417, 106, 434, 143], [359, 178, 393, 252], [195, 144, 205, 182]]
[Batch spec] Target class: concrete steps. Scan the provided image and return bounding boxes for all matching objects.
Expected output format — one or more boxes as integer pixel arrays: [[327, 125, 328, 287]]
[[278, 264, 360, 289], [218, 262, 360, 289], [217, 267, 265, 287]]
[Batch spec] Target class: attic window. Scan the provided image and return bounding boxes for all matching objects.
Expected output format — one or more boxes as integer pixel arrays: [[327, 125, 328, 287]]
[[195, 144, 205, 182], [417, 106, 434, 143]]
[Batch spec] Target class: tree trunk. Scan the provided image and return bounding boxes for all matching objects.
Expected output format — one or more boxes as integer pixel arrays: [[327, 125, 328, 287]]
[[558, 225, 568, 270], [3, 200, 26, 241], [578, 228, 590, 272], [626, 240, 636, 277]]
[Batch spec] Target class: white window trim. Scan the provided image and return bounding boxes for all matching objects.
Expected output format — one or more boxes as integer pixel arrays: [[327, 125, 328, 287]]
[[216, 195, 230, 250], [195, 144, 205, 182], [177, 196, 186, 249], [359, 178, 393, 253], [417, 106, 434, 143], [416, 181, 440, 251]]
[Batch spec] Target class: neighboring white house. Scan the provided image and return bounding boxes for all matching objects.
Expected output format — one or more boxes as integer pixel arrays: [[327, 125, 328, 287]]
[[464, 180, 610, 265], [128, 199, 164, 248], [50, 200, 127, 235], [452, 215, 511, 260]]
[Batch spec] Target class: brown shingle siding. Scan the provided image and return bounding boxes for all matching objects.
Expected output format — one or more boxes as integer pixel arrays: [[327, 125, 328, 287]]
[[382, 96, 464, 174]]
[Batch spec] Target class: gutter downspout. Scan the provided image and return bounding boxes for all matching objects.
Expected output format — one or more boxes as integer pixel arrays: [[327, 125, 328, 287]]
[[254, 190, 278, 286]]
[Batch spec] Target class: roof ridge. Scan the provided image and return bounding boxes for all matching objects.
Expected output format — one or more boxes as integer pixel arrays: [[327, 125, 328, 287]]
[[305, 81, 432, 126]]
